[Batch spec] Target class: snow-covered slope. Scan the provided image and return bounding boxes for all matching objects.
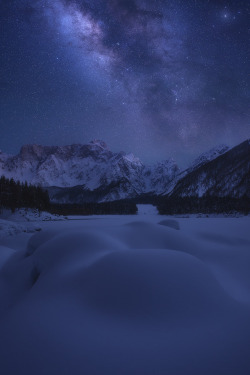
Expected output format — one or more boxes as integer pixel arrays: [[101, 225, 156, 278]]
[[170, 140, 250, 198], [159, 144, 231, 197], [143, 159, 180, 194], [188, 144, 230, 172]]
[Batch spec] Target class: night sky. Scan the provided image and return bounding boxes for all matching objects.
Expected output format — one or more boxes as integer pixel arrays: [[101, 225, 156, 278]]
[[0, 0, 249, 165]]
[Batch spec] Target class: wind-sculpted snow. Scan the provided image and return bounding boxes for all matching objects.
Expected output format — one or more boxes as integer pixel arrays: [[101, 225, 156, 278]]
[[0, 219, 250, 375]]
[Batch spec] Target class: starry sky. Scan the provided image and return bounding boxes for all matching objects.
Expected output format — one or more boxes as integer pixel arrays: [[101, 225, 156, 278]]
[[0, 0, 249, 165]]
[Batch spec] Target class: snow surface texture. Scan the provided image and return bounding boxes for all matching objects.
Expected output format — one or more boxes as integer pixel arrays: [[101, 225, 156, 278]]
[[0, 215, 250, 375], [0, 208, 66, 223], [0, 218, 41, 239]]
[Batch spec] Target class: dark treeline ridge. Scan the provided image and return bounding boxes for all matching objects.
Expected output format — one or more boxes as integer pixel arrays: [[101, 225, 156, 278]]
[[49, 200, 138, 216], [0, 175, 137, 215], [156, 196, 250, 215], [0, 175, 50, 212], [129, 193, 159, 205], [1, 173, 249, 216]]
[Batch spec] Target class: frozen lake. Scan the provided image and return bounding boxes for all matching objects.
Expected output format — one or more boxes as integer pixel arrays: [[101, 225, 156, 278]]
[[0, 211, 250, 375]]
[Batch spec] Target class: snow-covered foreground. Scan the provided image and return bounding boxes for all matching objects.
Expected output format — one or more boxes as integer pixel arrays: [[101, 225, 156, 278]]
[[0, 211, 250, 375]]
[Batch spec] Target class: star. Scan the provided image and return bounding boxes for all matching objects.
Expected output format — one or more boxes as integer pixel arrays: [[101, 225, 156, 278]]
[[221, 11, 230, 21], [0, 0, 249, 165]]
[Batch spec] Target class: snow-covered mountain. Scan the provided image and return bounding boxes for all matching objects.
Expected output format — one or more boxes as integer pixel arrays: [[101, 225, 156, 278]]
[[159, 144, 231, 196], [1, 139, 249, 202], [0, 140, 179, 202], [170, 140, 250, 198], [187, 144, 230, 172], [143, 159, 180, 194]]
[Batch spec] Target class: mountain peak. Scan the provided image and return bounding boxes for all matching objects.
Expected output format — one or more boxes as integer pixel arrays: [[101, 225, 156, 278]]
[[19, 144, 51, 161], [122, 153, 142, 166], [89, 140, 108, 149]]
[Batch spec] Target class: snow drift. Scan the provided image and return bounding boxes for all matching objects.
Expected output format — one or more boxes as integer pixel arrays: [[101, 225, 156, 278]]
[[0, 217, 250, 374]]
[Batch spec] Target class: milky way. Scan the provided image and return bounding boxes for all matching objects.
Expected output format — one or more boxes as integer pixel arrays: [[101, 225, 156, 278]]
[[0, 0, 249, 164]]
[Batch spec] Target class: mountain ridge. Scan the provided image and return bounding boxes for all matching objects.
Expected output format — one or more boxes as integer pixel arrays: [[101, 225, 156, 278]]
[[0, 139, 249, 202], [170, 140, 250, 198], [0, 140, 179, 201]]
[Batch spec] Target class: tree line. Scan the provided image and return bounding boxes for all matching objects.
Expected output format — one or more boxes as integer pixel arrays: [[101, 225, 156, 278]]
[[0, 176, 50, 212], [49, 200, 138, 216], [156, 195, 250, 215], [2, 174, 248, 216], [0, 176, 138, 215]]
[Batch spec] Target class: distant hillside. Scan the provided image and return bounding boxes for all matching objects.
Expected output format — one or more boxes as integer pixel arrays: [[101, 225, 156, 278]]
[[169, 140, 250, 198]]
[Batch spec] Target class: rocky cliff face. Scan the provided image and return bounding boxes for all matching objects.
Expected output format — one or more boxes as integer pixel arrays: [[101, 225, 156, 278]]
[[0, 140, 179, 202]]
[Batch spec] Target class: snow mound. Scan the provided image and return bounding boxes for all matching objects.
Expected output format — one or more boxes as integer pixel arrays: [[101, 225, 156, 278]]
[[158, 219, 180, 230], [0, 245, 16, 269], [0, 220, 250, 375], [26, 229, 63, 256], [82, 249, 227, 319]]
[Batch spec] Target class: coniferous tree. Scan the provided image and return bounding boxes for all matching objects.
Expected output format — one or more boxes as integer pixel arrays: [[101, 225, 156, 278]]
[[0, 175, 51, 212]]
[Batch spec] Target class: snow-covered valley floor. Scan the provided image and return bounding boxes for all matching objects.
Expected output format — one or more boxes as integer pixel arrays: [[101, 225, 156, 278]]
[[0, 208, 250, 374]]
